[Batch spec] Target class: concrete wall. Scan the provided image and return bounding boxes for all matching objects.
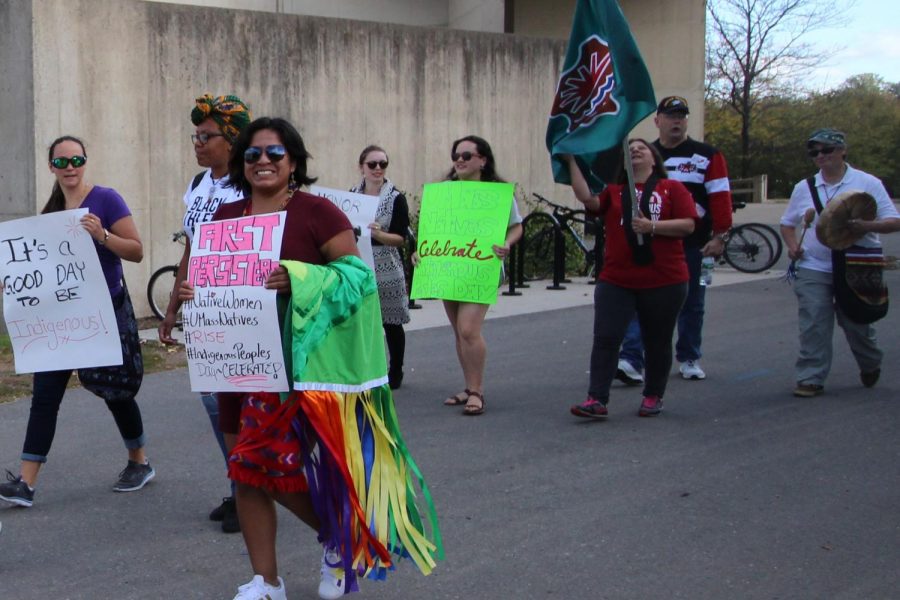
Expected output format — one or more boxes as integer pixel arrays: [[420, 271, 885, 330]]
[[0, 0, 36, 223], [150, 0, 450, 27], [5, 0, 706, 318], [17, 0, 566, 316]]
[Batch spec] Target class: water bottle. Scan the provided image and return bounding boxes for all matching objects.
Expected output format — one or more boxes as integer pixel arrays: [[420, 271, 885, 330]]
[[700, 256, 715, 287]]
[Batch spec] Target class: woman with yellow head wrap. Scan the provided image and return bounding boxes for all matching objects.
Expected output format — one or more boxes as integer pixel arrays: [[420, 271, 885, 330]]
[[158, 92, 251, 534]]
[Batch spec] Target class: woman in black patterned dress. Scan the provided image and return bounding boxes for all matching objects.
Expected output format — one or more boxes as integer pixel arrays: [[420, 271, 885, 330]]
[[350, 145, 410, 389]]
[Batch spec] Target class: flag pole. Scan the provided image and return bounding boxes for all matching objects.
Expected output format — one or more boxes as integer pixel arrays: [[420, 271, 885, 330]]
[[621, 136, 644, 245]]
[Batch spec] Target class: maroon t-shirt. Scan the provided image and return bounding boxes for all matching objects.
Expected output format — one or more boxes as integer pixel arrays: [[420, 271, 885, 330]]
[[594, 179, 697, 289], [212, 190, 353, 264], [213, 190, 353, 434]]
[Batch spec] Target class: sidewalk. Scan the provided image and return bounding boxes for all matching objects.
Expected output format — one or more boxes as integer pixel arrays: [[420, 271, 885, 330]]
[[140, 264, 783, 343]]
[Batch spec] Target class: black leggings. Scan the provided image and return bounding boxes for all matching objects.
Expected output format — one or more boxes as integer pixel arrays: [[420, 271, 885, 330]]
[[383, 323, 405, 373], [588, 281, 687, 401], [21, 369, 146, 463]]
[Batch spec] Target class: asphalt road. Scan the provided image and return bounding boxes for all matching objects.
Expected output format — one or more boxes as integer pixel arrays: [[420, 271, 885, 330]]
[[1, 234, 898, 599]]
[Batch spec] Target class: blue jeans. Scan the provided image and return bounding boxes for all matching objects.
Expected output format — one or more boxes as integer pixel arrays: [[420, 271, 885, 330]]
[[200, 393, 235, 495], [619, 245, 705, 368], [22, 369, 145, 463]]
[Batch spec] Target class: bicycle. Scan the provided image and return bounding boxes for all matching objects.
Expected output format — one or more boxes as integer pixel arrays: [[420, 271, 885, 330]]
[[720, 201, 783, 273], [520, 193, 599, 282], [147, 231, 187, 324]]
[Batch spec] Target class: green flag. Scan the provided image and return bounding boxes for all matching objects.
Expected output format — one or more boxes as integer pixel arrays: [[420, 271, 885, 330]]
[[546, 0, 656, 191]]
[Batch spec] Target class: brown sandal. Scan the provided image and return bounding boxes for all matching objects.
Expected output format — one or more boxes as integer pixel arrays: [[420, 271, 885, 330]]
[[462, 391, 485, 416], [444, 389, 471, 406]]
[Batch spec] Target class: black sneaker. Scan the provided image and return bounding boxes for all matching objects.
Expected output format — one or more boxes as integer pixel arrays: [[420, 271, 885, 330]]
[[388, 369, 404, 390], [209, 497, 228, 521], [113, 460, 155, 492], [0, 471, 35, 507], [221, 496, 241, 533], [860, 368, 880, 388]]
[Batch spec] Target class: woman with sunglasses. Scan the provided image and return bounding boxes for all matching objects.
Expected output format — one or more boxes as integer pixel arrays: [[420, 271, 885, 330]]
[[349, 145, 410, 389], [157, 93, 251, 534], [0, 135, 152, 509], [182, 118, 440, 600], [565, 140, 697, 420], [435, 135, 522, 416]]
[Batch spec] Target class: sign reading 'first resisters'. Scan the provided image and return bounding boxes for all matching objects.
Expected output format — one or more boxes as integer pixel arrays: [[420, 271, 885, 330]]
[[183, 212, 288, 393], [411, 181, 514, 305]]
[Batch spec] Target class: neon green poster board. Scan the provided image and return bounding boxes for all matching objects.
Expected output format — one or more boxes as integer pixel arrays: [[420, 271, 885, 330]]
[[411, 181, 514, 304]]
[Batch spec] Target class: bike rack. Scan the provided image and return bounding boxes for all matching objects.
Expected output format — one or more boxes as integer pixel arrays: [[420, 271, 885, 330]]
[[404, 226, 422, 309], [516, 212, 567, 291]]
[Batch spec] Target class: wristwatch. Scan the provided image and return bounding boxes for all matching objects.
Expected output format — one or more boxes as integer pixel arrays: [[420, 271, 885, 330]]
[[98, 229, 110, 245], [714, 230, 731, 243]]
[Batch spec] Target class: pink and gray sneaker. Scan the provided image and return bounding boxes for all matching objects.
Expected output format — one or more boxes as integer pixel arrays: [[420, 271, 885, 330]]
[[570, 396, 608, 419], [638, 396, 663, 417]]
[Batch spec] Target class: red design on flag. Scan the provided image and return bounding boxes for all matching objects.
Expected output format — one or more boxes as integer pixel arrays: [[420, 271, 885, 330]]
[[550, 35, 620, 133]]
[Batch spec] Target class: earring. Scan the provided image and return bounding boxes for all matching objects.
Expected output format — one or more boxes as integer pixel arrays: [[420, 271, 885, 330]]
[[288, 172, 297, 194]]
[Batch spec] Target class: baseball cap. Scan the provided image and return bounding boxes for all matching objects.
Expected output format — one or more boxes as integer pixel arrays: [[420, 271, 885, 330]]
[[657, 96, 690, 115], [806, 128, 846, 147]]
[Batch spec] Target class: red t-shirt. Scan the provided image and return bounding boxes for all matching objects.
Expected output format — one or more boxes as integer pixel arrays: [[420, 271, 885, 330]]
[[595, 179, 697, 289], [212, 190, 353, 263]]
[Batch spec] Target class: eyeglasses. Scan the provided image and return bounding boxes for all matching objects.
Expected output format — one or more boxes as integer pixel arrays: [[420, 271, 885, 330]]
[[244, 145, 287, 164], [50, 155, 87, 169], [451, 151, 481, 162], [191, 132, 226, 145], [808, 146, 838, 158], [365, 160, 389, 170]]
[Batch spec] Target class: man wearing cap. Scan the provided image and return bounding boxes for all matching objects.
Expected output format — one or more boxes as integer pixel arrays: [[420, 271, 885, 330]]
[[616, 96, 733, 384], [780, 128, 899, 397]]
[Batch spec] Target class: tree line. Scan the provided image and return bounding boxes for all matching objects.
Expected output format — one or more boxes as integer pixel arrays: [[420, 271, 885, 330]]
[[705, 74, 900, 199]]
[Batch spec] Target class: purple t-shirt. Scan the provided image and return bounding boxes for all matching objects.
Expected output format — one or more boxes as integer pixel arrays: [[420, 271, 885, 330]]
[[80, 186, 132, 295]]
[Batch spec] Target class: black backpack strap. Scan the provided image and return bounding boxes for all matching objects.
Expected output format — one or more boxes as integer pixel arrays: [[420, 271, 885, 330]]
[[806, 177, 824, 214], [190, 171, 206, 191]]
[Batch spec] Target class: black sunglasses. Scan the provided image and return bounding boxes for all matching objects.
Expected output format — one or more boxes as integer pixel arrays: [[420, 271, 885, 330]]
[[451, 151, 481, 162], [50, 155, 87, 169], [191, 132, 226, 145], [244, 145, 287, 164], [808, 146, 838, 158], [365, 160, 389, 170]]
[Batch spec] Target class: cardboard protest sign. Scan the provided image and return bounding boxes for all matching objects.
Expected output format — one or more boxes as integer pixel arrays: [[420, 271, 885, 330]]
[[309, 185, 377, 270], [0, 209, 121, 373], [183, 212, 288, 392], [410, 181, 514, 304]]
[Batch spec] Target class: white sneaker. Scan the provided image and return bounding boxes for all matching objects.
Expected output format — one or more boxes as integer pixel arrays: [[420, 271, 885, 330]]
[[616, 359, 644, 385], [679, 360, 706, 380], [319, 548, 346, 600], [233, 574, 287, 600]]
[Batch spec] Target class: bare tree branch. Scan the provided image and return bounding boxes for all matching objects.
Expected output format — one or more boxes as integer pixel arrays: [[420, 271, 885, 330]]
[[706, 0, 851, 175]]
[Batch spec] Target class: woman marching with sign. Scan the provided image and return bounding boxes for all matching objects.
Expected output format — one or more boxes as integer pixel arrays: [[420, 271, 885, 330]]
[[180, 117, 441, 600], [349, 145, 411, 390], [416, 136, 523, 416], [0, 135, 153, 508], [566, 139, 697, 419]]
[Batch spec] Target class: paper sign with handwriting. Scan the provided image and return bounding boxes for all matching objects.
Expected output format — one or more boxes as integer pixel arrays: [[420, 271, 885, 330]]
[[183, 212, 288, 392], [411, 181, 513, 304], [0, 209, 121, 373], [309, 185, 376, 270]]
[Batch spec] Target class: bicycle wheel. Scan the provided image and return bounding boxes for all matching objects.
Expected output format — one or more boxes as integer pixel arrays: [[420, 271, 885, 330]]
[[742, 223, 783, 266], [521, 213, 557, 281], [567, 210, 599, 277], [147, 265, 179, 321], [723, 224, 775, 273]]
